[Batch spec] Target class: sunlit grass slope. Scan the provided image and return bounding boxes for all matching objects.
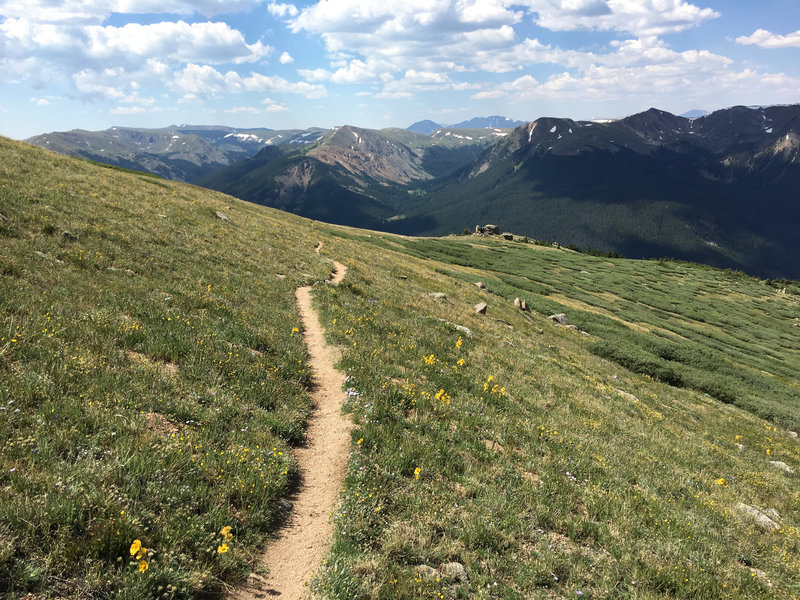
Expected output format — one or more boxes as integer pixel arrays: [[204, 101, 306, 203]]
[[0, 136, 333, 596], [312, 232, 800, 599], [2, 136, 799, 599]]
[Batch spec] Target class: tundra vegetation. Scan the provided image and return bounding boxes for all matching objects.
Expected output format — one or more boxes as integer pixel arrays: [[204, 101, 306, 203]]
[[0, 136, 798, 598]]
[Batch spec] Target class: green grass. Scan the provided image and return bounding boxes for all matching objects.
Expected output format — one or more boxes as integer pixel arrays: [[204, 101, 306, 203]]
[[0, 137, 332, 597], [311, 231, 800, 599], [351, 235, 800, 430], [2, 137, 800, 599]]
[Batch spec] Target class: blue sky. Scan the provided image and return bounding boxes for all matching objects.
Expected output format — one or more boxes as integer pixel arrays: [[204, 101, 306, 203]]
[[1, 1, 799, 139]]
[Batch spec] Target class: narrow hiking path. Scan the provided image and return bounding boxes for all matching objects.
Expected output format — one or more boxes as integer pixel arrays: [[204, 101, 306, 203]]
[[232, 250, 350, 600]]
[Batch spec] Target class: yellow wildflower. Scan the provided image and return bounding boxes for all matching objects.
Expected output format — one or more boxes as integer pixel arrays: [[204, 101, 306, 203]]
[[716, 478, 727, 487], [220, 526, 233, 540], [357, 438, 363, 445], [414, 467, 421, 480], [138, 560, 149, 573], [455, 336, 463, 350], [129, 540, 141, 556], [217, 543, 229, 554], [435, 389, 451, 405], [291, 327, 299, 335]]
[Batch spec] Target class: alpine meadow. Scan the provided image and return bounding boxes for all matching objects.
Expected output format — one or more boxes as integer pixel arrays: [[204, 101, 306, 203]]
[[1, 135, 799, 599]]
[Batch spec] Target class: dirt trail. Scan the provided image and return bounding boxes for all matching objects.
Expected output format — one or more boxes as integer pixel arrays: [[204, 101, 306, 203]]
[[232, 250, 350, 600]]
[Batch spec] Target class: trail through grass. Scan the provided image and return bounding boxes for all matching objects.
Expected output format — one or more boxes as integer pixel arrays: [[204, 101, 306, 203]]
[[233, 257, 351, 600]]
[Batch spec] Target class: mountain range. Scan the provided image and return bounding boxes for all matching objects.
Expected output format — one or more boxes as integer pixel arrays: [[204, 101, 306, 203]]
[[407, 115, 527, 134], [396, 105, 800, 278], [26, 125, 327, 183], [26, 106, 800, 279]]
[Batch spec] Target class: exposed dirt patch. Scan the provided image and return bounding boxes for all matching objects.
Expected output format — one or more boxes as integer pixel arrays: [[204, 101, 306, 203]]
[[126, 350, 179, 377], [144, 412, 179, 437], [484, 439, 504, 453]]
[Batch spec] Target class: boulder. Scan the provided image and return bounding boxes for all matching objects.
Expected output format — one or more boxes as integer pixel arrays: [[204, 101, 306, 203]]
[[769, 460, 795, 474], [503, 233, 513, 240], [474, 302, 488, 314], [484, 224, 499, 235], [428, 292, 447, 299], [437, 319, 474, 338], [414, 565, 440, 581], [474, 225, 485, 235], [763, 508, 781, 521], [215, 210, 231, 223], [514, 297, 521, 309], [548, 313, 568, 325], [441, 562, 468, 582], [62, 231, 77, 241], [474, 281, 486, 289], [735, 503, 780, 531], [520, 300, 528, 311], [455, 325, 473, 338]]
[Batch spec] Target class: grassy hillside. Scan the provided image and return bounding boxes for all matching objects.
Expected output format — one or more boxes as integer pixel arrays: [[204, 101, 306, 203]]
[[2, 137, 799, 599], [311, 234, 800, 600], [0, 137, 332, 596]]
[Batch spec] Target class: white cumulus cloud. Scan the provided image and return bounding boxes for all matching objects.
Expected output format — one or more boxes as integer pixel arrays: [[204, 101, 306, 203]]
[[736, 29, 800, 49], [172, 63, 327, 98], [84, 21, 271, 65], [520, 0, 719, 36], [471, 57, 800, 111], [290, 0, 523, 73], [268, 2, 299, 18], [279, 51, 294, 64]]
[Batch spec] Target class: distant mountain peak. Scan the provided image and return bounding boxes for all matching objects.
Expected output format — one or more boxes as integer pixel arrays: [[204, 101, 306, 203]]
[[407, 116, 525, 135], [407, 120, 442, 135], [450, 116, 526, 129], [681, 109, 709, 119]]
